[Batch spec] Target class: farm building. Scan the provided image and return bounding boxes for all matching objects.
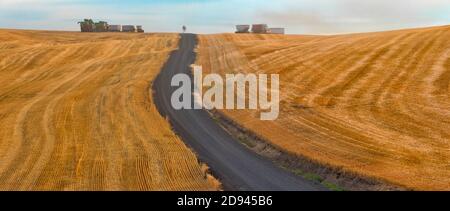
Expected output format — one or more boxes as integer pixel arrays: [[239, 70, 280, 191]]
[[122, 25, 136, 32], [269, 28, 285, 34], [78, 19, 144, 33], [108, 25, 122, 32], [236, 25, 250, 33], [95, 21, 108, 32], [236, 23, 286, 34], [137, 25, 144, 33], [252, 24, 269, 33]]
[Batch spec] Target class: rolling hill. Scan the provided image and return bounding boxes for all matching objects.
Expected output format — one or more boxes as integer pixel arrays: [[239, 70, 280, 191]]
[[0, 30, 218, 190], [197, 25, 450, 190]]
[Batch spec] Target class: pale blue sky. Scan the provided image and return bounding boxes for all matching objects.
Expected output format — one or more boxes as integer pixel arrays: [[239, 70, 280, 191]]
[[0, 0, 449, 34]]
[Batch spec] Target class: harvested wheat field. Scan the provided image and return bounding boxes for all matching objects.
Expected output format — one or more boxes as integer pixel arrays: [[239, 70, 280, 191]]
[[197, 25, 450, 190], [0, 29, 218, 191]]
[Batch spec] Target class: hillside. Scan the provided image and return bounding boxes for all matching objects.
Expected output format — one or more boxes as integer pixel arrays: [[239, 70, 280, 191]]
[[197, 26, 450, 190], [0, 30, 218, 190]]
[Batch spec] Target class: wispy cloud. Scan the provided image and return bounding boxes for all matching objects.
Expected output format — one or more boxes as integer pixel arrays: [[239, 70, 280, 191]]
[[0, 0, 449, 34], [258, 0, 450, 34]]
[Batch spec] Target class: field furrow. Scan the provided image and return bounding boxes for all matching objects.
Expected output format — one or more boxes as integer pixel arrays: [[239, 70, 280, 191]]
[[0, 30, 217, 191], [197, 25, 450, 190]]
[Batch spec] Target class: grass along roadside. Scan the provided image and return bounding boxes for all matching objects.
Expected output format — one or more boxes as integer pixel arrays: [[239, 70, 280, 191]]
[[207, 110, 407, 191]]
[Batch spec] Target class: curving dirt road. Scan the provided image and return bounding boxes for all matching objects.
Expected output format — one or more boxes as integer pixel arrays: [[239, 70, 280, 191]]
[[153, 34, 326, 191]]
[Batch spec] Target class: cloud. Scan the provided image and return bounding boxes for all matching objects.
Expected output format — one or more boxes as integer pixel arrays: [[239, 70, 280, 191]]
[[258, 0, 450, 34], [0, 0, 65, 6], [0, 0, 449, 34]]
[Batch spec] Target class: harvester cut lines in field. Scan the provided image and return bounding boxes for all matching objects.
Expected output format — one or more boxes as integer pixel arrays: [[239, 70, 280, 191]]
[[0, 30, 218, 191], [197, 26, 450, 190]]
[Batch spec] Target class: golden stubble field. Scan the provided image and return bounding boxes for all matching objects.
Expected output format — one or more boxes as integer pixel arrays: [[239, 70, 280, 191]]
[[0, 30, 218, 190], [197, 26, 450, 190]]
